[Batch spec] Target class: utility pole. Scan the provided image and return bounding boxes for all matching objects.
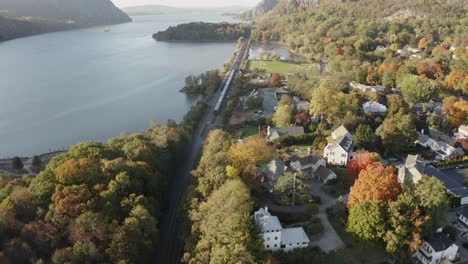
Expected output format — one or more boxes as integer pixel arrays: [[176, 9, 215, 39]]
[[292, 172, 296, 206]]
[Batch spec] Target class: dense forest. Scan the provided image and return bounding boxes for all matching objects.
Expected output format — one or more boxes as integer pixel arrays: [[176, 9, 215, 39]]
[[0, 123, 190, 263], [153, 22, 250, 42], [253, 0, 467, 95]]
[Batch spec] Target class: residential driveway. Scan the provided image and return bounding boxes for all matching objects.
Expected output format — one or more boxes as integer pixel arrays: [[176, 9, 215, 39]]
[[309, 181, 346, 252]]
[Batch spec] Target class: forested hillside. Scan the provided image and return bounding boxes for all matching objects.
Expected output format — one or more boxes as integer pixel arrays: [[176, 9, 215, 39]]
[[0, 16, 73, 41], [0, 124, 189, 263], [153, 22, 249, 42], [253, 0, 467, 97], [0, 0, 131, 41]]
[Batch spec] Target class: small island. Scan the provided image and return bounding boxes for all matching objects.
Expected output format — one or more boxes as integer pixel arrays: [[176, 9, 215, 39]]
[[153, 22, 249, 42]]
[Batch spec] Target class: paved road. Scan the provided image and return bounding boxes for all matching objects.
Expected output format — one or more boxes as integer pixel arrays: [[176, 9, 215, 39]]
[[309, 181, 346, 252], [154, 37, 250, 264]]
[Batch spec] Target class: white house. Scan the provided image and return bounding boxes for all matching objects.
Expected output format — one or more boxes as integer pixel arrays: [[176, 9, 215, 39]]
[[363, 101, 387, 115], [455, 125, 468, 139], [414, 233, 458, 264], [290, 155, 336, 183], [349, 81, 385, 93], [457, 207, 468, 229], [293, 96, 310, 111], [254, 207, 310, 252], [267, 126, 305, 142], [324, 125, 353, 166], [416, 134, 464, 161]]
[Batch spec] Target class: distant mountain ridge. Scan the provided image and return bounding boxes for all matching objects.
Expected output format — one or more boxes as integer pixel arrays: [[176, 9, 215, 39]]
[[239, 0, 279, 20], [0, 0, 131, 41], [123, 5, 249, 16]]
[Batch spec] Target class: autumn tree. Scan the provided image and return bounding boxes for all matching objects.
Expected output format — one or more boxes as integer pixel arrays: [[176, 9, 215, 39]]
[[309, 81, 340, 119], [55, 158, 102, 186], [347, 150, 380, 178], [294, 109, 311, 127], [228, 138, 276, 182], [270, 73, 282, 87], [353, 124, 376, 150], [384, 192, 429, 256], [387, 94, 410, 116], [348, 164, 401, 209], [273, 95, 293, 127]]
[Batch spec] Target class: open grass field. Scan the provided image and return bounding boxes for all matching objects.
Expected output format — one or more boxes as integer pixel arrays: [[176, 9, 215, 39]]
[[247, 60, 318, 75]]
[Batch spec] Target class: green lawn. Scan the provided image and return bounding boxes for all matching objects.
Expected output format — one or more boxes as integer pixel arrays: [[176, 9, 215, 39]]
[[247, 60, 317, 75], [239, 126, 260, 138]]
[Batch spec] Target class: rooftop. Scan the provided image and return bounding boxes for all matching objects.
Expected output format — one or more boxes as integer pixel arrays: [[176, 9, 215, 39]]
[[281, 227, 310, 245], [422, 166, 468, 198], [315, 165, 334, 180], [254, 207, 283, 232], [425, 233, 455, 252], [290, 155, 323, 166]]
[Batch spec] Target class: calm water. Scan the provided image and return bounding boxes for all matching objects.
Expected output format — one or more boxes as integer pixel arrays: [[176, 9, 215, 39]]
[[249, 42, 307, 62], [0, 13, 238, 157]]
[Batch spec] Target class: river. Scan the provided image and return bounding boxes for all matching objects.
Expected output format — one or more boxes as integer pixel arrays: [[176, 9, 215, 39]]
[[0, 13, 238, 157]]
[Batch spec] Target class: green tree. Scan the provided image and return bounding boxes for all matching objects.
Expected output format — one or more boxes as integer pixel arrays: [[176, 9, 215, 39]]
[[387, 94, 410, 116], [272, 95, 293, 127], [384, 192, 429, 256], [381, 114, 417, 154], [400, 75, 438, 103], [275, 172, 311, 206], [347, 201, 388, 242], [354, 124, 377, 150], [414, 177, 449, 235], [12, 157, 23, 170]]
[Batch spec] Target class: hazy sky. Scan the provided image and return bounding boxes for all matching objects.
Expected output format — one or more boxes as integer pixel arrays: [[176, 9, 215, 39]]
[[111, 0, 261, 8]]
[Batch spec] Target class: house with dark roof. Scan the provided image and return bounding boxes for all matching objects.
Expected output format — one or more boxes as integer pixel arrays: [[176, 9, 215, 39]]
[[267, 126, 305, 142], [324, 125, 353, 166], [457, 207, 468, 229], [290, 155, 337, 183], [398, 155, 468, 205], [413, 232, 458, 264]]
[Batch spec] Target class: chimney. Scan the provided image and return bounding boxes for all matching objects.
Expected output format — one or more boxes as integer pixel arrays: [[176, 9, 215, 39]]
[[265, 206, 268, 213], [267, 126, 271, 137], [307, 147, 311, 155]]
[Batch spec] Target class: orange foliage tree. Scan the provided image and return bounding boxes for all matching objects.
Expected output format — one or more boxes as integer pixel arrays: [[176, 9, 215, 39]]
[[347, 150, 380, 178], [55, 158, 102, 186], [270, 73, 282, 87], [347, 164, 402, 209], [228, 138, 276, 181]]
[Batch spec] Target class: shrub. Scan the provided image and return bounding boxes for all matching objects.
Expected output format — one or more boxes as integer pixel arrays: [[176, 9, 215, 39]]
[[305, 218, 324, 236], [32, 156, 42, 167], [12, 157, 23, 170]]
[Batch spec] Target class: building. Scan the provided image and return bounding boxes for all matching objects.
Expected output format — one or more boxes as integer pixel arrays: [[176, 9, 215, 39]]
[[261, 160, 286, 192], [290, 155, 337, 183], [290, 155, 325, 178], [349, 81, 385, 93], [275, 87, 291, 101], [293, 96, 310, 111], [363, 101, 387, 115], [416, 134, 464, 161], [398, 155, 425, 185], [324, 125, 353, 166], [455, 125, 468, 139], [267, 126, 305, 142], [457, 207, 468, 229], [254, 207, 310, 252], [414, 233, 458, 264]]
